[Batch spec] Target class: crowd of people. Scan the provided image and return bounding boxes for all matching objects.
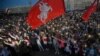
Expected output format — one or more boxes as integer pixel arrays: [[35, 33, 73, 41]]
[[0, 11, 100, 56]]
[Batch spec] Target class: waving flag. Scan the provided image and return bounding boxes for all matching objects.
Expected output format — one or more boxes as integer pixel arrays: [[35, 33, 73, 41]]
[[82, 0, 97, 22], [26, 0, 65, 29]]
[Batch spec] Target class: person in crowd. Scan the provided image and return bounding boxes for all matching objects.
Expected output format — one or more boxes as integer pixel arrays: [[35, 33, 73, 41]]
[[52, 36, 60, 54], [64, 42, 72, 56], [23, 33, 30, 46], [86, 46, 97, 56], [0, 11, 99, 56], [35, 33, 44, 51], [40, 32, 48, 50]]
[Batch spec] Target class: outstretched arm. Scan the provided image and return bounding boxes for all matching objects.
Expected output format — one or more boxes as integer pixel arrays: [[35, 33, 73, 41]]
[[8, 33, 15, 39]]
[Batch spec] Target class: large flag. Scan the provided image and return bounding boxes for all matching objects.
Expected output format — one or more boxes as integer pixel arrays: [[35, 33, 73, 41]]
[[26, 0, 65, 29], [82, 0, 97, 22]]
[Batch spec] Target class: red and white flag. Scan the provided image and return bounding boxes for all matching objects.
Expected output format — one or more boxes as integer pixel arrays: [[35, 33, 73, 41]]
[[82, 0, 97, 22], [26, 0, 65, 29]]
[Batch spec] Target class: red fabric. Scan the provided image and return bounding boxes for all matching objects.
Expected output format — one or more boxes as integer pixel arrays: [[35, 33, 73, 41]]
[[82, 0, 97, 22], [26, 0, 65, 29], [60, 40, 65, 48], [58, 39, 65, 48]]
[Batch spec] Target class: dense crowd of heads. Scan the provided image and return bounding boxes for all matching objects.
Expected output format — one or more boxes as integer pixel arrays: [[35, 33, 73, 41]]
[[0, 11, 100, 56]]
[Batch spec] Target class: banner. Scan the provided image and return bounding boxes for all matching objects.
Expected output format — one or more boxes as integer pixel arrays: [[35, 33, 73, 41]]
[[26, 0, 65, 29]]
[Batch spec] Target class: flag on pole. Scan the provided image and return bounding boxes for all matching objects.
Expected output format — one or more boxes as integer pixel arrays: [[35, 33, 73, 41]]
[[82, 0, 97, 22], [26, 0, 65, 29]]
